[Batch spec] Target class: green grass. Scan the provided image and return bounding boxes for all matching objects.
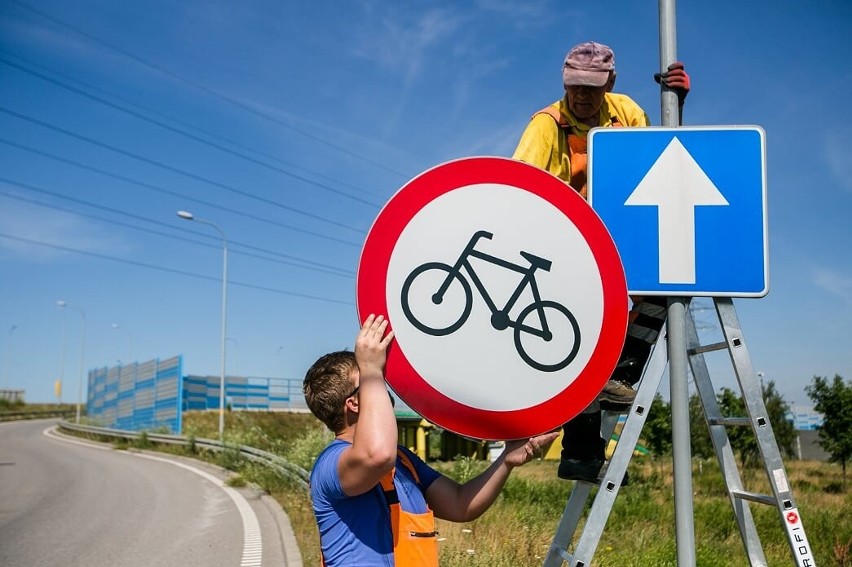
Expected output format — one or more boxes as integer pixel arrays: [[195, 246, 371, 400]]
[[71, 410, 852, 567]]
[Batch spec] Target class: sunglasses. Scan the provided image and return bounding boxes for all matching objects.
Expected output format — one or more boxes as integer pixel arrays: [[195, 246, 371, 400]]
[[346, 385, 395, 407]]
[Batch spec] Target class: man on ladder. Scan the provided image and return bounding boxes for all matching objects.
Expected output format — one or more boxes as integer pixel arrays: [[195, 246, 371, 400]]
[[512, 40, 690, 483], [513, 29, 815, 567]]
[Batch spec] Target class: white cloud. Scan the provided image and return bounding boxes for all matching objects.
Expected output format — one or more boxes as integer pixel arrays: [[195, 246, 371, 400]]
[[813, 266, 852, 306], [0, 198, 128, 263], [823, 130, 852, 192], [473, 0, 555, 30], [350, 7, 464, 86]]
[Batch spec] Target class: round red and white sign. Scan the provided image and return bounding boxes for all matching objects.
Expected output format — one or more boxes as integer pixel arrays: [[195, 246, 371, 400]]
[[357, 157, 627, 440]]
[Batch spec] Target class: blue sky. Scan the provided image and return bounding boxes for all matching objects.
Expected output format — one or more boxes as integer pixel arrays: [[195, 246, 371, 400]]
[[0, 0, 850, 413]]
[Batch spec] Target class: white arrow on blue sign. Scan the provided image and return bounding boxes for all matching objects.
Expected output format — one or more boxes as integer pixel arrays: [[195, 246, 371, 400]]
[[588, 126, 768, 297]]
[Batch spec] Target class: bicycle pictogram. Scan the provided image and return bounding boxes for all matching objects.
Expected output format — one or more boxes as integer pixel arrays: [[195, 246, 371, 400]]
[[400, 230, 581, 372]]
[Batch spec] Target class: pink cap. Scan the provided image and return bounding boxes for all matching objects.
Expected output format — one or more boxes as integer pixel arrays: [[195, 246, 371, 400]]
[[563, 41, 615, 87]]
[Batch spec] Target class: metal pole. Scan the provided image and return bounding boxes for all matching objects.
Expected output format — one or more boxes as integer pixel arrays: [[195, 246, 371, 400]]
[[57, 301, 86, 423], [668, 299, 695, 565], [659, 0, 680, 128], [219, 240, 228, 438], [659, 0, 696, 564], [77, 311, 86, 424], [58, 314, 66, 403], [177, 211, 228, 440]]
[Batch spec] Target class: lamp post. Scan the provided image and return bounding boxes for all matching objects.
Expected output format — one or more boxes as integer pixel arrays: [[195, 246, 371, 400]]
[[57, 314, 67, 403], [177, 210, 228, 439], [111, 323, 133, 366], [56, 301, 85, 423]]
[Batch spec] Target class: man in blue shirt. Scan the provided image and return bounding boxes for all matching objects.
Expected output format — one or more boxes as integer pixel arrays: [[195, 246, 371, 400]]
[[304, 314, 559, 566]]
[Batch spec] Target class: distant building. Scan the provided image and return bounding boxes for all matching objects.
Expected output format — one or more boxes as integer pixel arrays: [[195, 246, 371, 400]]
[[0, 389, 25, 402], [786, 405, 824, 431], [783, 406, 829, 461]]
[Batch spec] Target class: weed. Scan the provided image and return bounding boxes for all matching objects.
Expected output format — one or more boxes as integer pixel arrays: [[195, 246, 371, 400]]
[[835, 537, 852, 567], [132, 431, 151, 449], [227, 474, 247, 488], [285, 426, 333, 471], [446, 455, 486, 484], [216, 442, 244, 471]]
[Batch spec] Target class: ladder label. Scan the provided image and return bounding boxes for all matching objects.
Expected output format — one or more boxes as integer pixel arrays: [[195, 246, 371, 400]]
[[772, 468, 789, 493], [784, 509, 815, 567]]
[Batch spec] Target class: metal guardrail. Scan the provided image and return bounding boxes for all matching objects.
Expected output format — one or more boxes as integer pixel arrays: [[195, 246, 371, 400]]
[[57, 421, 310, 490], [0, 409, 76, 422]]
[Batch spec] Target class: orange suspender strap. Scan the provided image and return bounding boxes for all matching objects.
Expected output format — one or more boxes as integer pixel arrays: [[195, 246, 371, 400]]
[[533, 106, 623, 200], [380, 449, 439, 567]]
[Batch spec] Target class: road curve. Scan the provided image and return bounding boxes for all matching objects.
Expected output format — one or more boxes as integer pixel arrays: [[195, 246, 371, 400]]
[[0, 419, 301, 567]]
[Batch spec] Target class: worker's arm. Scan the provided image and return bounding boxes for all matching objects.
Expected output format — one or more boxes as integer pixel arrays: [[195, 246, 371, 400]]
[[337, 315, 398, 496], [424, 431, 560, 522]]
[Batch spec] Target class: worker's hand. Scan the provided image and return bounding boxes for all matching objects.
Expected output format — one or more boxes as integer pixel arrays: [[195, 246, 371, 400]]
[[354, 314, 394, 380], [654, 61, 690, 101], [502, 431, 560, 468]]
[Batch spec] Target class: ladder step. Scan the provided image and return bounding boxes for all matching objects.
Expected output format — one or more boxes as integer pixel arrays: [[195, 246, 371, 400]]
[[688, 341, 728, 355], [708, 416, 751, 427], [730, 489, 777, 507], [556, 547, 574, 563]]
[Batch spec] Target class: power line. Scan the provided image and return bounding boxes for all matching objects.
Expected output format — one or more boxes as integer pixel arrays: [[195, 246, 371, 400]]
[[0, 176, 355, 276], [0, 231, 354, 306], [0, 105, 368, 235], [0, 137, 360, 248], [0, 56, 384, 208], [9, 0, 412, 179], [2, 52, 389, 202], [0, 188, 355, 279]]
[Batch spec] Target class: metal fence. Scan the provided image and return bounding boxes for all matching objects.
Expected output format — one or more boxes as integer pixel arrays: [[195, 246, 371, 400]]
[[183, 374, 306, 412], [88, 356, 184, 433], [87, 355, 306, 434]]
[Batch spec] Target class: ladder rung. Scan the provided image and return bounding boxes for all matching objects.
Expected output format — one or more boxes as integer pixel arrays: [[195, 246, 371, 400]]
[[731, 489, 777, 507], [688, 341, 728, 355], [708, 416, 751, 427]]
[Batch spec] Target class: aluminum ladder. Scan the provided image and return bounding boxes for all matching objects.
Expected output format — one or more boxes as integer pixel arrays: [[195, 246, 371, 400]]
[[543, 297, 815, 567]]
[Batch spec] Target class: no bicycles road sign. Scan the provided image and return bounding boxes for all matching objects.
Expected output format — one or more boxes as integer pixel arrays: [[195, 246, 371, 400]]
[[357, 157, 628, 440]]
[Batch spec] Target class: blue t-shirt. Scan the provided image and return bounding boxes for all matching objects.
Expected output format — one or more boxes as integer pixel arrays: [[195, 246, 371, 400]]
[[310, 439, 440, 566]]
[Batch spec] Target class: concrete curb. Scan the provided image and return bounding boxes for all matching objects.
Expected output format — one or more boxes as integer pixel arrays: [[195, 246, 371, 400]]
[[260, 491, 303, 567]]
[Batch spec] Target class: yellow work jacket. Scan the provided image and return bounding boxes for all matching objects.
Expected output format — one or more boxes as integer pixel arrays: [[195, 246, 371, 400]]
[[512, 93, 650, 188]]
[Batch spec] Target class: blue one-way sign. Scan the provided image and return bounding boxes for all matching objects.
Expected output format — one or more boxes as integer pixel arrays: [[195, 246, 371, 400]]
[[588, 126, 767, 297]]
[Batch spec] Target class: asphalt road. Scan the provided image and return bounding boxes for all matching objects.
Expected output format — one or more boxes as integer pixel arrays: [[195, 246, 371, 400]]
[[0, 419, 301, 567]]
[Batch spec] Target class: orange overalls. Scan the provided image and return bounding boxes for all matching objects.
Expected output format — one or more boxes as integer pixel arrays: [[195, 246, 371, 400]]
[[320, 449, 438, 566], [379, 450, 439, 566], [533, 105, 624, 200]]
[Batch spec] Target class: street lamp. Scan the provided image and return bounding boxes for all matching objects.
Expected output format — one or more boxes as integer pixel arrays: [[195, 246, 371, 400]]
[[177, 210, 228, 439], [111, 323, 133, 365], [56, 301, 86, 423]]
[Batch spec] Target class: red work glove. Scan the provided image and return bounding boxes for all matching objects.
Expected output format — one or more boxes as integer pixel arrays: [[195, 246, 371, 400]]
[[654, 61, 690, 101]]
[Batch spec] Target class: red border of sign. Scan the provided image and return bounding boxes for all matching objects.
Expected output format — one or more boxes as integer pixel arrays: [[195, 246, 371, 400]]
[[357, 157, 627, 440]]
